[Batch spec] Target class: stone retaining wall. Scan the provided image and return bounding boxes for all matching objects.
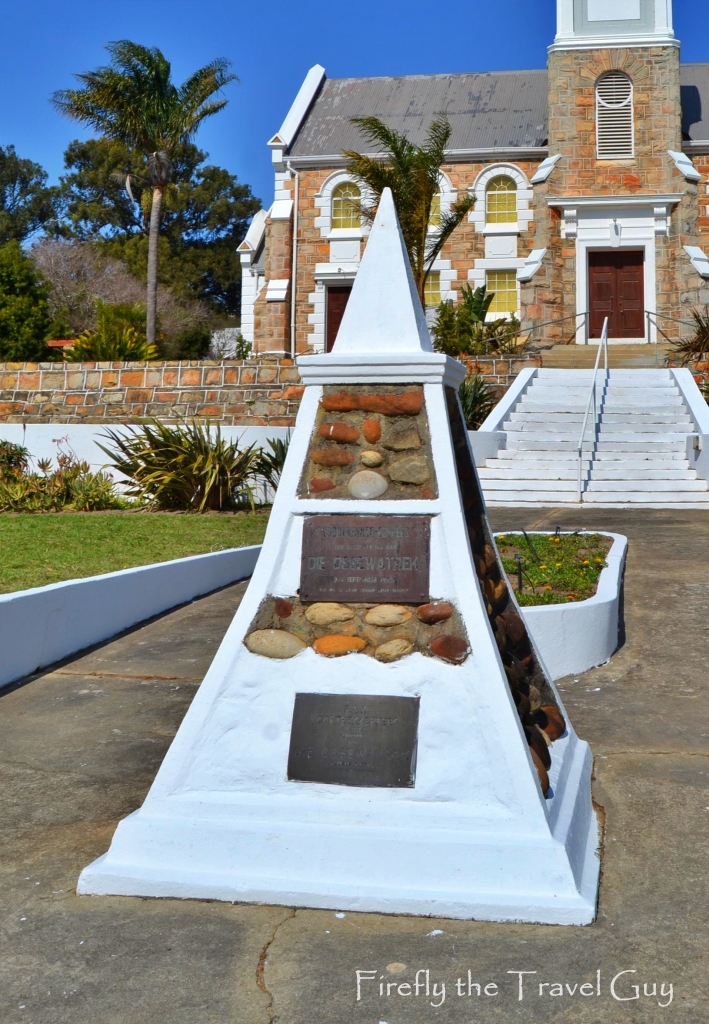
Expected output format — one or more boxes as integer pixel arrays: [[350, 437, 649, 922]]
[[0, 355, 541, 426]]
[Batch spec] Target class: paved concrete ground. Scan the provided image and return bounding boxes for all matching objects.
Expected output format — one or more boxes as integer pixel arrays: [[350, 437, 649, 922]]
[[1, 509, 707, 1024]]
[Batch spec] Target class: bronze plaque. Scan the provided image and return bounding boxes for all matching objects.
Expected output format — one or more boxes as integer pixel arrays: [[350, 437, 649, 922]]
[[287, 693, 419, 788], [300, 514, 430, 603]]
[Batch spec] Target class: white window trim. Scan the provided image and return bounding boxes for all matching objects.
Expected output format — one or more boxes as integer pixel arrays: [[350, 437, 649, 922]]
[[314, 171, 371, 240], [469, 164, 534, 234]]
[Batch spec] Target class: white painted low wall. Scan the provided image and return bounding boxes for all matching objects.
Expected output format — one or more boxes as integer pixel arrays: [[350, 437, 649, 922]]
[[496, 532, 628, 681], [0, 424, 291, 477], [478, 366, 538, 432], [0, 546, 261, 690], [468, 430, 506, 465]]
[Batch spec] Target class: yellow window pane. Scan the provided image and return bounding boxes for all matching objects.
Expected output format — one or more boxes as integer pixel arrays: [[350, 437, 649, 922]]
[[429, 193, 441, 227], [486, 270, 518, 315], [424, 271, 441, 307], [331, 181, 361, 229], [486, 175, 517, 224]]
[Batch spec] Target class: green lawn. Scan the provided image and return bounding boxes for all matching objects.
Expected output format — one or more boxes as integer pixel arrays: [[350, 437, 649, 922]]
[[0, 512, 270, 594]]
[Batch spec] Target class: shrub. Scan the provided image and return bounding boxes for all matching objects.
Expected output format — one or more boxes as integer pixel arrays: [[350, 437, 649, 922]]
[[431, 284, 521, 357], [458, 374, 498, 430], [0, 442, 124, 512], [64, 300, 159, 361], [670, 307, 709, 366], [99, 419, 260, 511], [0, 241, 52, 360], [0, 439, 30, 475], [253, 435, 290, 499]]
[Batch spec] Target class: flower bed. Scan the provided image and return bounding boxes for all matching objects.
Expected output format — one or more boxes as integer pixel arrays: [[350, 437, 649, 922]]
[[496, 532, 613, 606]]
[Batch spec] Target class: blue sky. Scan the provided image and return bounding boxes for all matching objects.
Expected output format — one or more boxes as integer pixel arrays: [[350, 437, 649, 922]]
[[0, 0, 706, 208]]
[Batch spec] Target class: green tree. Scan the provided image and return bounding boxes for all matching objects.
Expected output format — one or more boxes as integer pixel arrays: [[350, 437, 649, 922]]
[[344, 115, 475, 303], [0, 145, 57, 244], [0, 242, 52, 360], [53, 40, 237, 345], [50, 138, 260, 314]]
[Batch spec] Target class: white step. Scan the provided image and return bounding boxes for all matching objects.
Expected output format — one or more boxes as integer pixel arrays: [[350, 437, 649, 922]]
[[585, 479, 708, 492], [481, 465, 696, 481], [581, 491, 709, 504]]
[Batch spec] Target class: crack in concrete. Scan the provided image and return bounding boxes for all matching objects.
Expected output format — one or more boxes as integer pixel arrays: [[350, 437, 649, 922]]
[[256, 908, 297, 1024], [52, 670, 203, 682], [595, 749, 709, 759]]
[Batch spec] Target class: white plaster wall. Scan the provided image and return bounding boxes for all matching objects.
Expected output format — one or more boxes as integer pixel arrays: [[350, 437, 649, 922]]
[[0, 424, 291, 478], [0, 546, 261, 691]]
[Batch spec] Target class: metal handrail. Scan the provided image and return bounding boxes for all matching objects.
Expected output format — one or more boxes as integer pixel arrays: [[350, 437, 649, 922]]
[[577, 317, 609, 502], [645, 309, 698, 368], [525, 311, 589, 345]]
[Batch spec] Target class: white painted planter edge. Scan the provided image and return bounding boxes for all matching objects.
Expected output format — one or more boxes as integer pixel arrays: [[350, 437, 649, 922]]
[[494, 531, 628, 680], [0, 545, 261, 690]]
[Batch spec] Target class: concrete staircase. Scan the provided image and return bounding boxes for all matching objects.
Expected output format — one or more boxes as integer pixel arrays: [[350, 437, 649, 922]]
[[479, 368, 709, 508], [541, 343, 672, 369]]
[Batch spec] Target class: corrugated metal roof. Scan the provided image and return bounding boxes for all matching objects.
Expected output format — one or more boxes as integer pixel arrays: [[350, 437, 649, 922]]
[[681, 64, 709, 142], [287, 63, 709, 158], [288, 71, 549, 157]]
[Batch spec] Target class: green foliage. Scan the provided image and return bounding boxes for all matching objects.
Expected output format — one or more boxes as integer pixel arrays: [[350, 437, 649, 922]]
[[458, 374, 498, 430], [99, 420, 261, 512], [50, 138, 260, 315], [344, 116, 475, 302], [0, 145, 57, 244], [0, 241, 53, 360], [0, 440, 30, 474], [431, 285, 520, 356], [53, 41, 237, 156], [0, 443, 124, 512], [496, 532, 610, 607], [234, 334, 252, 359], [254, 435, 290, 495], [670, 307, 709, 366], [65, 299, 159, 360]]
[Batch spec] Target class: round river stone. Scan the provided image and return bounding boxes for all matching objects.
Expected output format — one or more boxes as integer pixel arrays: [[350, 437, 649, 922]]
[[360, 450, 384, 468], [365, 605, 412, 627], [244, 630, 306, 659], [429, 634, 470, 664], [304, 602, 355, 626], [375, 639, 414, 663], [347, 470, 388, 499], [362, 418, 382, 443], [417, 601, 453, 624], [313, 635, 367, 657]]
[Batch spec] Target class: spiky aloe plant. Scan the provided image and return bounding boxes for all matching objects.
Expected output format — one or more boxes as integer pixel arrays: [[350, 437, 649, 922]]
[[98, 419, 259, 511]]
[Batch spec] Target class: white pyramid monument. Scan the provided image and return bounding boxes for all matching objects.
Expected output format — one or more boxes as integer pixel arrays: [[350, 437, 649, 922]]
[[79, 190, 599, 924]]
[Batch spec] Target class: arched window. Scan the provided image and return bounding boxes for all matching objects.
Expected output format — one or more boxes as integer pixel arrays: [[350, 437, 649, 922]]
[[596, 72, 634, 159], [429, 192, 442, 227], [331, 181, 361, 229], [486, 176, 517, 224]]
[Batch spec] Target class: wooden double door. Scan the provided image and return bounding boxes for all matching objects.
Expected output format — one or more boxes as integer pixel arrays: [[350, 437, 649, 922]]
[[588, 250, 645, 339]]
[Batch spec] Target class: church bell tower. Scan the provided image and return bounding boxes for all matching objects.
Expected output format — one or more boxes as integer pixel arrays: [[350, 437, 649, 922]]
[[552, 0, 677, 51]]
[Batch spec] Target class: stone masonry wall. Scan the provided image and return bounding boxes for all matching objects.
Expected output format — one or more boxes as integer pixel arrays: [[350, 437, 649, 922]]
[[537, 45, 698, 341], [0, 356, 541, 426], [285, 162, 542, 356], [0, 360, 304, 426]]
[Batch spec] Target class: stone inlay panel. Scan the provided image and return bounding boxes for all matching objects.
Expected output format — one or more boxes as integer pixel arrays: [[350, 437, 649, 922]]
[[298, 384, 437, 500]]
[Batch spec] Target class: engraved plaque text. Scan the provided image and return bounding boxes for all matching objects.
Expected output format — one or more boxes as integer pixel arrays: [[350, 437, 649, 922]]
[[287, 693, 419, 788]]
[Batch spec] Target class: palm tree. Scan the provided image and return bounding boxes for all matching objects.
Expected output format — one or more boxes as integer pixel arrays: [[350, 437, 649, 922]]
[[343, 115, 475, 304], [53, 41, 236, 345]]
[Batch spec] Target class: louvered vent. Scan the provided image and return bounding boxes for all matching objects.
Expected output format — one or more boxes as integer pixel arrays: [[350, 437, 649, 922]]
[[596, 72, 634, 159]]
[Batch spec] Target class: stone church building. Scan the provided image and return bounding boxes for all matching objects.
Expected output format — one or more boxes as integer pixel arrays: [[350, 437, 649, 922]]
[[240, 0, 709, 356]]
